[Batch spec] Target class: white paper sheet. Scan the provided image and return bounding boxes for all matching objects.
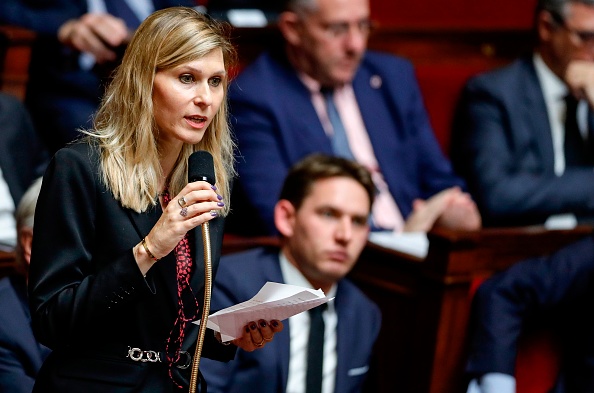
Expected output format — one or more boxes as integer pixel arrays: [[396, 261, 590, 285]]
[[195, 281, 333, 342], [368, 231, 429, 259]]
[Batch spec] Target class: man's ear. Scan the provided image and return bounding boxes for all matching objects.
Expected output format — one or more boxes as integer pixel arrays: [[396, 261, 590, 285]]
[[537, 10, 556, 43], [278, 11, 302, 46], [274, 199, 296, 237]]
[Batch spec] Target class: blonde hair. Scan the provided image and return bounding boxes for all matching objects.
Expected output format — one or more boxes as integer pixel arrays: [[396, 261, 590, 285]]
[[87, 7, 237, 214]]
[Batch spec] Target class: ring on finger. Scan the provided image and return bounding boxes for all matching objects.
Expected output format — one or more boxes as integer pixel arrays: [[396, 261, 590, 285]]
[[263, 336, 272, 342], [178, 196, 187, 208], [180, 207, 188, 217], [254, 338, 265, 347]]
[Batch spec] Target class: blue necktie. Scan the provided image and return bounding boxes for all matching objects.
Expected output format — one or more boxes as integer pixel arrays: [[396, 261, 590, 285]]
[[103, 0, 142, 29], [322, 88, 355, 160]]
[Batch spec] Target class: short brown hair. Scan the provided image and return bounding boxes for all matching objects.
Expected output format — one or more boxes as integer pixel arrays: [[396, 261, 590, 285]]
[[279, 153, 375, 211]]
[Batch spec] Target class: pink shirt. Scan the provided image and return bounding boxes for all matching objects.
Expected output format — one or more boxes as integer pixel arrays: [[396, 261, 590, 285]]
[[299, 73, 405, 232]]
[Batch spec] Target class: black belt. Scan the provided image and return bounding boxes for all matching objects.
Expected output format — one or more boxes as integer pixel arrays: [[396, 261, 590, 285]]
[[126, 346, 192, 369]]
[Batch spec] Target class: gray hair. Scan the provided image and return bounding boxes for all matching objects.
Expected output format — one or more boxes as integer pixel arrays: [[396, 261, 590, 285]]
[[283, 0, 318, 14], [536, 0, 594, 21]]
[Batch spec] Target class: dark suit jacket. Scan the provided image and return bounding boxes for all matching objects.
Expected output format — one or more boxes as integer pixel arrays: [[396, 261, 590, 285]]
[[451, 56, 594, 227], [199, 247, 382, 393], [0, 93, 48, 207], [226, 50, 465, 236], [0, 275, 51, 393], [465, 234, 594, 393], [28, 141, 235, 393], [1, 0, 193, 154]]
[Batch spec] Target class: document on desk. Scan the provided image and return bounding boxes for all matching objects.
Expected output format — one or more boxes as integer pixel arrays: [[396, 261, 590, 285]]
[[196, 281, 333, 342], [368, 231, 429, 259]]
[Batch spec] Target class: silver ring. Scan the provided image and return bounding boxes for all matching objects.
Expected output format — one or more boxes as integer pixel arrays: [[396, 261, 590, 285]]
[[178, 196, 187, 208], [180, 207, 188, 217]]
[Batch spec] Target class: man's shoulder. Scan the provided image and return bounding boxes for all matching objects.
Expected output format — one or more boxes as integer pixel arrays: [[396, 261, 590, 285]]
[[220, 246, 279, 266], [234, 52, 287, 81], [466, 57, 534, 90], [337, 278, 380, 313], [363, 50, 413, 68]]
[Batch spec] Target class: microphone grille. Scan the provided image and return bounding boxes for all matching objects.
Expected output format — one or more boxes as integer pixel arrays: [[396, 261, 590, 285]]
[[188, 151, 215, 184]]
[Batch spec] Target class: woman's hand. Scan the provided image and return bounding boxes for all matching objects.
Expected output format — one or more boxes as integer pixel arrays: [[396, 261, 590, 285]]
[[231, 319, 284, 351], [135, 181, 224, 274]]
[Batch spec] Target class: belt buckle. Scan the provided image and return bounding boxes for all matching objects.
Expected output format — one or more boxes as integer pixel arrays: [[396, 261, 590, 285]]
[[127, 347, 161, 363]]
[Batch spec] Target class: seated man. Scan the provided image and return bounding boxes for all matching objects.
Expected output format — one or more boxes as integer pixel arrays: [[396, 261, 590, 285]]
[[451, 0, 594, 227], [226, 0, 481, 236], [0, 0, 194, 155], [0, 177, 51, 393], [0, 93, 48, 249], [200, 154, 382, 392], [465, 233, 594, 393]]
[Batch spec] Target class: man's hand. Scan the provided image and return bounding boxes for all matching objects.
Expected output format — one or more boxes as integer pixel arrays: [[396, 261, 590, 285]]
[[58, 13, 130, 64], [565, 60, 594, 108], [434, 189, 482, 231], [403, 187, 482, 232]]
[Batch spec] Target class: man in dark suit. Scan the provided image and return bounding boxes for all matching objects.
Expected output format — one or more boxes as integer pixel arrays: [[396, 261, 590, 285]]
[[226, 0, 481, 236], [0, 177, 51, 393], [0, 93, 48, 249], [451, 0, 594, 227], [465, 233, 594, 393], [1, 0, 194, 155], [200, 154, 382, 393]]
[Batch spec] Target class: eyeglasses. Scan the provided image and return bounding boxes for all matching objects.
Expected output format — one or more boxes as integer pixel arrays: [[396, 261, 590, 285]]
[[318, 19, 373, 40], [549, 11, 594, 46]]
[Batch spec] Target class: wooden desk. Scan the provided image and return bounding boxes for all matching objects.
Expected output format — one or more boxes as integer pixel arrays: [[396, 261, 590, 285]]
[[0, 25, 35, 100], [349, 225, 593, 393]]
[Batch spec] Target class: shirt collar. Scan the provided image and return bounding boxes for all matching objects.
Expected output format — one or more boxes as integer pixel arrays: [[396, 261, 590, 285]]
[[279, 251, 337, 298], [533, 52, 568, 101]]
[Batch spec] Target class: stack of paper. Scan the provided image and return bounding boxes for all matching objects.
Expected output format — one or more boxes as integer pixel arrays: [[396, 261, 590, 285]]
[[196, 281, 333, 342]]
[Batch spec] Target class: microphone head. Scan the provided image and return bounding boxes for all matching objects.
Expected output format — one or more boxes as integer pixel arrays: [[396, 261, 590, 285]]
[[188, 150, 215, 184]]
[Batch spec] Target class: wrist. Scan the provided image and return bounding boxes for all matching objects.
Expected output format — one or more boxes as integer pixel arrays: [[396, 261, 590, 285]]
[[141, 237, 160, 262]]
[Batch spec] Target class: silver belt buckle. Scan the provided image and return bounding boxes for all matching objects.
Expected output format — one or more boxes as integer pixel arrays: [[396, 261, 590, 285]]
[[127, 346, 162, 363]]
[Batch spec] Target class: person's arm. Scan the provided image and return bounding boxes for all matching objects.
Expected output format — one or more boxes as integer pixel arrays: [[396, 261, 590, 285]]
[[28, 145, 152, 348], [465, 235, 594, 382], [58, 12, 130, 64], [373, 55, 480, 230], [228, 79, 295, 235], [0, 345, 35, 393]]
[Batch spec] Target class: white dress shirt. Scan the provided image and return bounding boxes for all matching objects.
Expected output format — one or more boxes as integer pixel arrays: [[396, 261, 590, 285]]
[[533, 53, 589, 176], [280, 252, 338, 393], [0, 167, 16, 249]]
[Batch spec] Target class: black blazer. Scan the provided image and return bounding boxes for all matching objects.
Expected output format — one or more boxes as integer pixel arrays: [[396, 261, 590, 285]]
[[28, 141, 235, 393]]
